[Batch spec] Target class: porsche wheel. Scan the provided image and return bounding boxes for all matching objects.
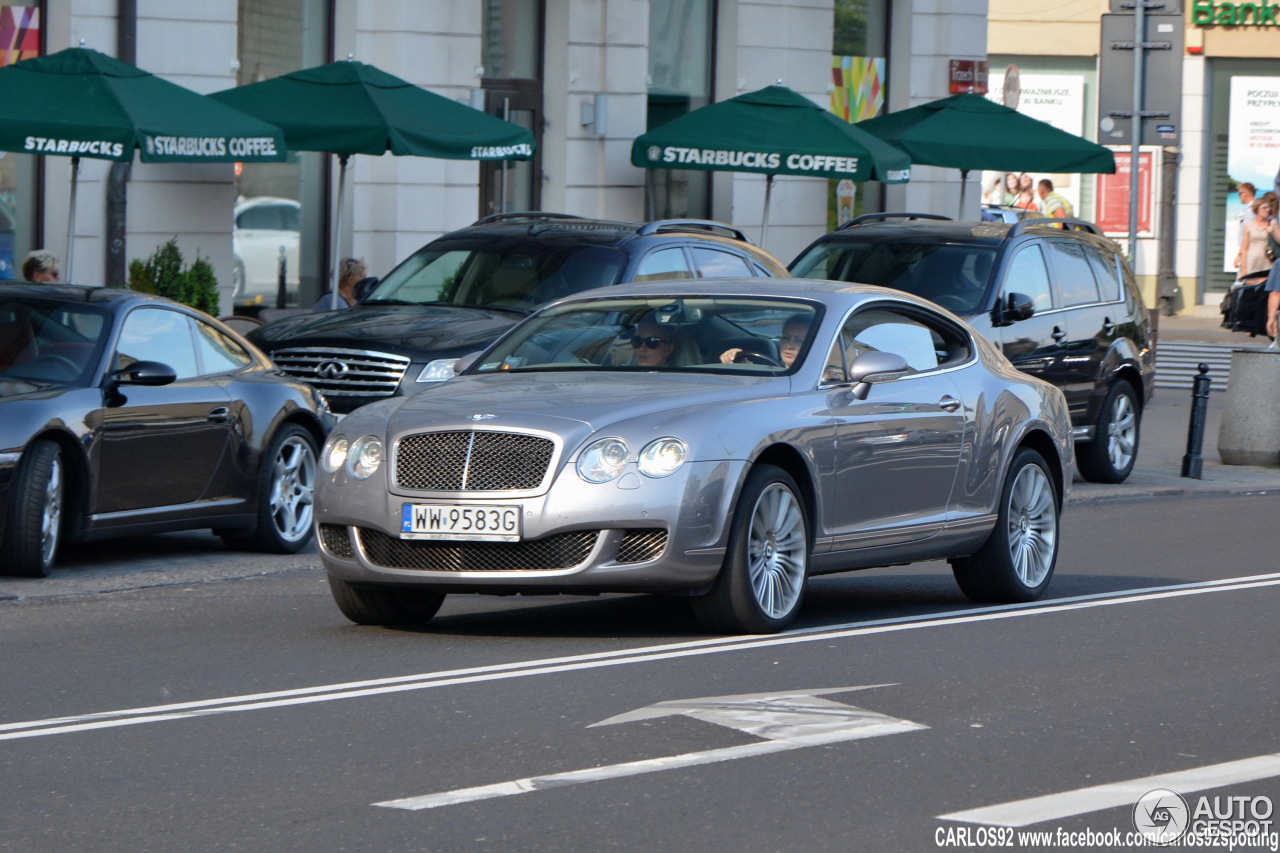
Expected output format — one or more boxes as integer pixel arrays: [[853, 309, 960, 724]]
[[4, 440, 64, 577], [220, 424, 317, 553]]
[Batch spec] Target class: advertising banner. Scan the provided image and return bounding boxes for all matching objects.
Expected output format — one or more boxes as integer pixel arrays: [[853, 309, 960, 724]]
[[1224, 76, 1280, 272]]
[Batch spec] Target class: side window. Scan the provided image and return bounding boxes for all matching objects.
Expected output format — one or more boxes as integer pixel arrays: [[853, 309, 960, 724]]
[[193, 318, 253, 375], [1003, 245, 1055, 312], [690, 247, 753, 278], [837, 305, 970, 372], [1084, 245, 1124, 302], [633, 247, 693, 281], [115, 307, 199, 379], [1046, 241, 1101, 306]]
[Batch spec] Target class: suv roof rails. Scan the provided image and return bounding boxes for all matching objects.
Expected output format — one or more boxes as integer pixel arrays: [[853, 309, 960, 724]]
[[637, 219, 753, 244], [837, 212, 952, 231], [472, 211, 588, 226], [1008, 217, 1101, 238]]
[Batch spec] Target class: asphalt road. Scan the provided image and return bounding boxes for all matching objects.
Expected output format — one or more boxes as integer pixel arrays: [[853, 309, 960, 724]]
[[2, 492, 1278, 852]]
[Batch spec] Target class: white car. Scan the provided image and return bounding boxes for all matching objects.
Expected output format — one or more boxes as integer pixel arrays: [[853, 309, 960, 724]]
[[233, 196, 301, 307]]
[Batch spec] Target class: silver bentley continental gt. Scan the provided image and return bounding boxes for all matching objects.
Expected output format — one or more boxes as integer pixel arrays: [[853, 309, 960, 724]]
[[316, 280, 1074, 634]]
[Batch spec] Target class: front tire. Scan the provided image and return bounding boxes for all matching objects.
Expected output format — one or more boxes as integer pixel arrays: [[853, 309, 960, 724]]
[[691, 465, 809, 634], [4, 440, 64, 577], [220, 423, 317, 553], [328, 577, 445, 626], [1076, 381, 1139, 483], [952, 447, 1059, 603]]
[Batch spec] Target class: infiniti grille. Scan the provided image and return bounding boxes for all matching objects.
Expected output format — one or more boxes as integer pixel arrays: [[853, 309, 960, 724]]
[[270, 347, 410, 408]]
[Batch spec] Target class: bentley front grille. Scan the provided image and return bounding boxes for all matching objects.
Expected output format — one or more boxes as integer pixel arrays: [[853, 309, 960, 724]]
[[396, 431, 555, 491], [358, 528, 598, 572], [616, 529, 667, 564], [270, 347, 410, 403], [318, 523, 354, 558]]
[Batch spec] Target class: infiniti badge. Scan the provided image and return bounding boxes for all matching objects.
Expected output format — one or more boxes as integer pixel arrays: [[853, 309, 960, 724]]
[[316, 360, 349, 380]]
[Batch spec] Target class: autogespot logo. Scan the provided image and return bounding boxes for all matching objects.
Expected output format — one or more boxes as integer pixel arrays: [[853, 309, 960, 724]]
[[1134, 788, 1190, 844]]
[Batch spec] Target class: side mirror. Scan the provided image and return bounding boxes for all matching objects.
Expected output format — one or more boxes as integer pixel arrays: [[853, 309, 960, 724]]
[[847, 350, 911, 400], [352, 276, 379, 304], [1000, 292, 1036, 324], [453, 351, 483, 374], [108, 360, 177, 387]]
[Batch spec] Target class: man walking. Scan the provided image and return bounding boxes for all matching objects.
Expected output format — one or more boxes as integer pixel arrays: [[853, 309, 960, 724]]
[[1036, 179, 1074, 219]]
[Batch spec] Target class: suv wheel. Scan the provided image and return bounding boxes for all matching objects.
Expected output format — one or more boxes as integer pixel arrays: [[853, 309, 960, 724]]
[[1076, 381, 1139, 483]]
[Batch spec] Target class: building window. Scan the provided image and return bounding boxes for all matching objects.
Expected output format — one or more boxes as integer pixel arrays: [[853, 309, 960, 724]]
[[644, 0, 714, 221], [481, 0, 543, 215], [1, 4, 42, 280], [234, 0, 329, 311]]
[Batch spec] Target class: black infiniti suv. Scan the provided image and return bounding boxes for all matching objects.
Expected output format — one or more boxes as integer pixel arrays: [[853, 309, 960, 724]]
[[790, 213, 1154, 483], [247, 212, 788, 414]]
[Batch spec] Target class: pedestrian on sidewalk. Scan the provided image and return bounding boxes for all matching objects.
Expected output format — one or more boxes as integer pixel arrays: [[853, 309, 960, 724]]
[[1037, 179, 1073, 219], [1238, 197, 1279, 277]]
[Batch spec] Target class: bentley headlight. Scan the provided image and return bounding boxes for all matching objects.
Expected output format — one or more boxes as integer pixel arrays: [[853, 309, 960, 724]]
[[347, 435, 384, 479], [638, 437, 687, 478], [323, 435, 349, 474], [417, 358, 460, 382], [577, 437, 629, 483]]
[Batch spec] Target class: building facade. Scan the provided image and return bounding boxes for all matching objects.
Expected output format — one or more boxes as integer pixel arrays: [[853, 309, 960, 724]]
[[5, 0, 990, 312]]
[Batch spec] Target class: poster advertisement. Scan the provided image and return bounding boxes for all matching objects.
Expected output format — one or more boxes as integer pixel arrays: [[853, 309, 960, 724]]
[[1224, 77, 1280, 272], [828, 56, 885, 227], [981, 71, 1086, 217], [1096, 148, 1156, 238]]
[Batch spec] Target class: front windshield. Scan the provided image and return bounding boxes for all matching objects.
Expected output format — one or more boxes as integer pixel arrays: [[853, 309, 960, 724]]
[[791, 240, 996, 316], [471, 296, 821, 376], [0, 295, 109, 392], [364, 240, 629, 313]]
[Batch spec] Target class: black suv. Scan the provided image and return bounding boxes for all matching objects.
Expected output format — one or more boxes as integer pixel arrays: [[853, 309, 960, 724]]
[[790, 213, 1154, 483], [247, 212, 788, 413]]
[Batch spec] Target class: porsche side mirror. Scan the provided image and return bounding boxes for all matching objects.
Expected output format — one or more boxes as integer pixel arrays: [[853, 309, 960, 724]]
[[848, 350, 911, 400], [108, 360, 177, 387]]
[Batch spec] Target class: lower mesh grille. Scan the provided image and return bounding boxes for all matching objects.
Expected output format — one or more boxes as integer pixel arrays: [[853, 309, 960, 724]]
[[358, 528, 598, 572], [616, 529, 667, 563], [319, 524, 353, 558]]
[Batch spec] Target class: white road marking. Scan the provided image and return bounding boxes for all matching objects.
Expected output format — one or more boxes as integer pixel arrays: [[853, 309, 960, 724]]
[[939, 753, 1280, 827], [376, 686, 927, 810], [3, 572, 1280, 742]]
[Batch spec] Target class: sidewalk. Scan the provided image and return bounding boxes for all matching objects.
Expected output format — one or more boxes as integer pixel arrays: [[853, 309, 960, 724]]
[[1069, 307, 1280, 502]]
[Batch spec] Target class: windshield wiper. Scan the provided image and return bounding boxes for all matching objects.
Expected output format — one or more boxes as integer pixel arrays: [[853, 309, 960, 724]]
[[360, 298, 420, 306], [468, 303, 532, 316]]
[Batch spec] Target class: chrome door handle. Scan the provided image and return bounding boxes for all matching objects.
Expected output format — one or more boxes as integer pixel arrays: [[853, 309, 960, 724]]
[[207, 406, 230, 423], [939, 396, 961, 412], [1051, 326, 1067, 341]]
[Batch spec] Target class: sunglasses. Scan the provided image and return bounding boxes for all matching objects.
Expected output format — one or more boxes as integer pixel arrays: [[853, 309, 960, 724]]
[[630, 335, 670, 349]]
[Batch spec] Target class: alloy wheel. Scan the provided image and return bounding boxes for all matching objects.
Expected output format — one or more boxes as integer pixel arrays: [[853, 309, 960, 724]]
[[269, 435, 316, 543], [1005, 463, 1057, 588], [746, 483, 807, 619], [1106, 392, 1137, 472]]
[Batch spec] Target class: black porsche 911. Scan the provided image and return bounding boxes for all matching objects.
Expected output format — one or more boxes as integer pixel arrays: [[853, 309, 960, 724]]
[[0, 284, 335, 577]]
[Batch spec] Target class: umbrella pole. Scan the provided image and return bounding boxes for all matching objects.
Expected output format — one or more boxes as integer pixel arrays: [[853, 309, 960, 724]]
[[65, 156, 80, 283], [958, 168, 968, 219], [329, 153, 350, 311], [761, 174, 774, 247]]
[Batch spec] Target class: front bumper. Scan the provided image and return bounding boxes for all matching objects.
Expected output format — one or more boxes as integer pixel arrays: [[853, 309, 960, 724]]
[[316, 458, 748, 594]]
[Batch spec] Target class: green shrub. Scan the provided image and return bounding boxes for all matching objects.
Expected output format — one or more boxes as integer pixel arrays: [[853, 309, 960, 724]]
[[127, 238, 221, 314]]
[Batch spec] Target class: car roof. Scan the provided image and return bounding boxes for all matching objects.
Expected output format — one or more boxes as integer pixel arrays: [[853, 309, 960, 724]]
[[0, 282, 187, 309], [440, 212, 763, 251], [550, 276, 953, 315]]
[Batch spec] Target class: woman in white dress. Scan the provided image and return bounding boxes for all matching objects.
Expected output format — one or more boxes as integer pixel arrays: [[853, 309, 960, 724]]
[[1239, 197, 1279, 277]]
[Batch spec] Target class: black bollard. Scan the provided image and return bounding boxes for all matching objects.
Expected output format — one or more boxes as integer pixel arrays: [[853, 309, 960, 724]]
[[1181, 363, 1212, 479]]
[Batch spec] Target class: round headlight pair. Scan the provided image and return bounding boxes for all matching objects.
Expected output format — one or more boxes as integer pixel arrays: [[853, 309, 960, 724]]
[[322, 434, 383, 479], [576, 436, 687, 483]]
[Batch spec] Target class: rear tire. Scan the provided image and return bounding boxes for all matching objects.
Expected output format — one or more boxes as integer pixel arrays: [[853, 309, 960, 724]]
[[1076, 381, 1139, 483], [328, 577, 445, 626], [4, 439, 64, 577], [220, 423, 317, 553], [691, 465, 809, 634], [952, 447, 1059, 603]]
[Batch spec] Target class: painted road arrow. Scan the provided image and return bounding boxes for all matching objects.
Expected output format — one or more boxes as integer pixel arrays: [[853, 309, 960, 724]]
[[375, 685, 927, 811]]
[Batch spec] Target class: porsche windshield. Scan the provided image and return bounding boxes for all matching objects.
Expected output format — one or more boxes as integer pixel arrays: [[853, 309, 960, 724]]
[[364, 241, 629, 312], [471, 296, 821, 375]]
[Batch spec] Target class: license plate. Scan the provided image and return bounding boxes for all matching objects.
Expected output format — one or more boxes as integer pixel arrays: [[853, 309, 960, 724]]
[[401, 503, 522, 541]]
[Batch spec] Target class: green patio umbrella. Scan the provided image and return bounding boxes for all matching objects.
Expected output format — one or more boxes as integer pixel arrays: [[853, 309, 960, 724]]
[[631, 85, 911, 244], [210, 60, 536, 309], [854, 94, 1115, 215], [0, 47, 286, 281]]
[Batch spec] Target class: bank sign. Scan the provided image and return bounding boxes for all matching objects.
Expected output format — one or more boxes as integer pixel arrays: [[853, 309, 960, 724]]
[[1192, 1, 1280, 25]]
